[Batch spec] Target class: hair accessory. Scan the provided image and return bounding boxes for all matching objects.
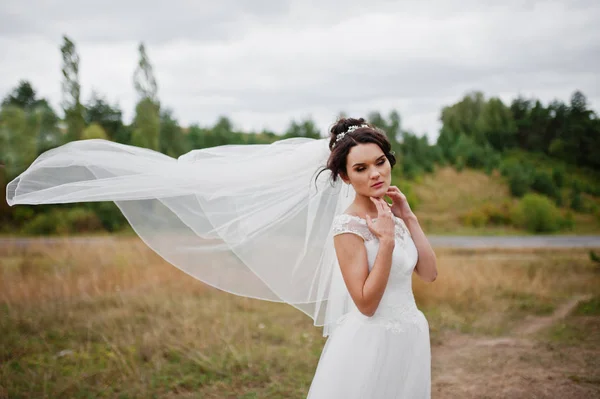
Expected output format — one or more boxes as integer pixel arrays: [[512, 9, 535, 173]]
[[333, 124, 369, 148]]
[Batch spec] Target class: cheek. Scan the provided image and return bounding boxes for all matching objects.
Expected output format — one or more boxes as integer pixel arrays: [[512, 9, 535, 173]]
[[347, 170, 368, 187]]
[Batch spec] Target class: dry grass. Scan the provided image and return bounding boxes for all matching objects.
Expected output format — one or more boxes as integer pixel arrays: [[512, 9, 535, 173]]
[[413, 247, 600, 339], [1, 239, 599, 398]]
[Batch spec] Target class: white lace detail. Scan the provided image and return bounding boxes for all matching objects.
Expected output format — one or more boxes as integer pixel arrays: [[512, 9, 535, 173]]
[[332, 214, 375, 241], [336, 304, 427, 334], [331, 214, 410, 244]]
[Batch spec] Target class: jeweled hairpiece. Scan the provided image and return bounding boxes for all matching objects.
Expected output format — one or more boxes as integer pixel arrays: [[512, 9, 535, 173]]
[[333, 124, 369, 148]]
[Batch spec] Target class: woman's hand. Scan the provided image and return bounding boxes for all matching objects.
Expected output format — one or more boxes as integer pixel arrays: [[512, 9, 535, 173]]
[[366, 197, 396, 243], [385, 186, 415, 220]]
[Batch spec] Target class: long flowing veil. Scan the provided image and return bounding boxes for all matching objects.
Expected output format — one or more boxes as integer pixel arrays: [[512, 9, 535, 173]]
[[6, 137, 355, 336]]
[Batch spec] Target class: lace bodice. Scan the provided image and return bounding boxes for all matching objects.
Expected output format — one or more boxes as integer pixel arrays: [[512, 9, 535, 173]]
[[331, 214, 426, 333]]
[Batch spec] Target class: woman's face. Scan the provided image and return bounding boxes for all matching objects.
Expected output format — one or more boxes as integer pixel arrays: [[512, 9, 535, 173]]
[[342, 143, 391, 198]]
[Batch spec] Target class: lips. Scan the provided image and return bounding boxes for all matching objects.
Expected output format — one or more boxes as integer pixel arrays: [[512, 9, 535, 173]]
[[372, 182, 384, 188]]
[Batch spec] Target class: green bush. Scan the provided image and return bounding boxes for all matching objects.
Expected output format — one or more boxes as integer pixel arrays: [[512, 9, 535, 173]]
[[531, 170, 559, 200], [397, 180, 420, 212], [64, 208, 104, 233], [460, 209, 488, 227], [86, 202, 127, 231], [401, 160, 423, 180], [500, 159, 535, 198], [508, 173, 531, 197], [12, 207, 35, 223], [570, 184, 584, 212], [558, 210, 575, 230], [455, 156, 465, 172], [480, 202, 513, 225], [21, 211, 66, 235], [512, 193, 562, 233], [20, 207, 106, 235], [552, 166, 565, 188]]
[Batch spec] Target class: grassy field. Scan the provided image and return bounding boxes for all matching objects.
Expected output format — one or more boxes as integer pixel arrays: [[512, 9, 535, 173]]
[[1, 238, 600, 398]]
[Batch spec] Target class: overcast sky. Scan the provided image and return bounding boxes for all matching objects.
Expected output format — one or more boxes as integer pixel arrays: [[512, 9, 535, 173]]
[[1, 0, 598, 142]]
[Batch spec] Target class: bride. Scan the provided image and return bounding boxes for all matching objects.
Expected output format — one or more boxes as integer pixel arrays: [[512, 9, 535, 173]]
[[7, 117, 438, 398]]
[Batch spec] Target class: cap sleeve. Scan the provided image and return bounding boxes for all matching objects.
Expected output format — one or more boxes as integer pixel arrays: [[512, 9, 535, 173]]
[[332, 214, 374, 241]]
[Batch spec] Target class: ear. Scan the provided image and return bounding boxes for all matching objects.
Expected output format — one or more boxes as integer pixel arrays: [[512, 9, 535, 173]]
[[339, 171, 350, 185]]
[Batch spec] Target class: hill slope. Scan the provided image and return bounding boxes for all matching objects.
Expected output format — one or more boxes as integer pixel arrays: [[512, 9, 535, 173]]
[[410, 167, 600, 235]]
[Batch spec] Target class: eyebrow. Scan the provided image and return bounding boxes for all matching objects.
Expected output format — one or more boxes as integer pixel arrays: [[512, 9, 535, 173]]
[[353, 155, 386, 167]]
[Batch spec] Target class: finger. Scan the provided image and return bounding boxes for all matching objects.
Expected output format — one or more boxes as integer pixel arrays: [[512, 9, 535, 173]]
[[369, 196, 380, 211], [386, 188, 401, 198], [383, 199, 394, 212], [381, 199, 393, 215], [365, 214, 375, 230], [377, 198, 385, 215], [386, 188, 404, 201], [371, 197, 384, 214], [377, 199, 389, 215]]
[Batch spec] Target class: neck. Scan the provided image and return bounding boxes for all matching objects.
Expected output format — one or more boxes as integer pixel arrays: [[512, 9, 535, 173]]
[[352, 191, 379, 218]]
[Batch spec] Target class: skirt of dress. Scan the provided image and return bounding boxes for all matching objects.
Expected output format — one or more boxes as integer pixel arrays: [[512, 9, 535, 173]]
[[307, 311, 431, 399]]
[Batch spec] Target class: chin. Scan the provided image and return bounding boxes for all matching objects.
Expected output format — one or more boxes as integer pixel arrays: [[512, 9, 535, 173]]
[[370, 186, 388, 197]]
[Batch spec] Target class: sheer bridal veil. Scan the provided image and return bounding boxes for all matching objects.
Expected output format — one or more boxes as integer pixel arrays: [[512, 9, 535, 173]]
[[6, 137, 354, 336]]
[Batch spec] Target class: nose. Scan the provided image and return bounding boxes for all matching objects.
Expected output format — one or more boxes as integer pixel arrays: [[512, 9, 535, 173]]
[[370, 168, 381, 179]]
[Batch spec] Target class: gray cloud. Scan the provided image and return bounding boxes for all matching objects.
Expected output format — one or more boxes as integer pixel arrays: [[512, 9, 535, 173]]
[[1, 0, 599, 142]]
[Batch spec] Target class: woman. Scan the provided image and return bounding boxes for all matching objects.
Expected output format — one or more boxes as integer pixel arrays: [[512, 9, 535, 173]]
[[7, 117, 437, 398], [307, 118, 437, 398]]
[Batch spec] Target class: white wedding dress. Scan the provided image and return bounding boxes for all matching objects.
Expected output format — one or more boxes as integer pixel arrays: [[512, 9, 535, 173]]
[[307, 214, 431, 398]]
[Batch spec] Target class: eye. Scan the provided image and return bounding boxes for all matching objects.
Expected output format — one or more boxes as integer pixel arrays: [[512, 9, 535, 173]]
[[377, 159, 385, 165], [356, 167, 366, 172]]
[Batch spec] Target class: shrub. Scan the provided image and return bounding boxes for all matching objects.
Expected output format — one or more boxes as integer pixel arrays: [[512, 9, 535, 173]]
[[508, 173, 531, 197], [531, 170, 559, 200], [558, 210, 575, 230], [64, 208, 104, 233], [512, 193, 561, 233], [86, 202, 127, 232], [552, 166, 565, 188], [480, 202, 513, 225], [21, 211, 66, 235], [570, 184, 584, 212], [460, 209, 488, 227], [397, 180, 420, 212]]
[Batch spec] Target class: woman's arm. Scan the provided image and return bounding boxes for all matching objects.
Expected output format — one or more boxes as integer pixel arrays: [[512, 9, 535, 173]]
[[334, 198, 397, 317], [404, 214, 437, 282], [334, 233, 395, 317], [385, 185, 437, 283]]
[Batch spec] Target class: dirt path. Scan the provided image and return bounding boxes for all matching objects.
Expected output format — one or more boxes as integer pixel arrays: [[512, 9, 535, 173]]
[[431, 295, 600, 399]]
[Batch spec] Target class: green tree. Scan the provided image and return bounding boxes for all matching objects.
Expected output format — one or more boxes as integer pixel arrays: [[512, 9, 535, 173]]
[[131, 98, 160, 150], [82, 123, 109, 140], [133, 43, 158, 104], [2, 80, 39, 110], [131, 43, 160, 150], [159, 108, 187, 157], [85, 92, 124, 141], [187, 124, 207, 149], [475, 97, 516, 151], [60, 35, 85, 142], [284, 118, 321, 139], [0, 106, 38, 179], [2, 81, 62, 155], [33, 102, 63, 154]]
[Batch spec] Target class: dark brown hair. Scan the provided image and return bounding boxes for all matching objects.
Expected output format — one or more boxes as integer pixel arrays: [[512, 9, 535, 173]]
[[324, 117, 396, 182]]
